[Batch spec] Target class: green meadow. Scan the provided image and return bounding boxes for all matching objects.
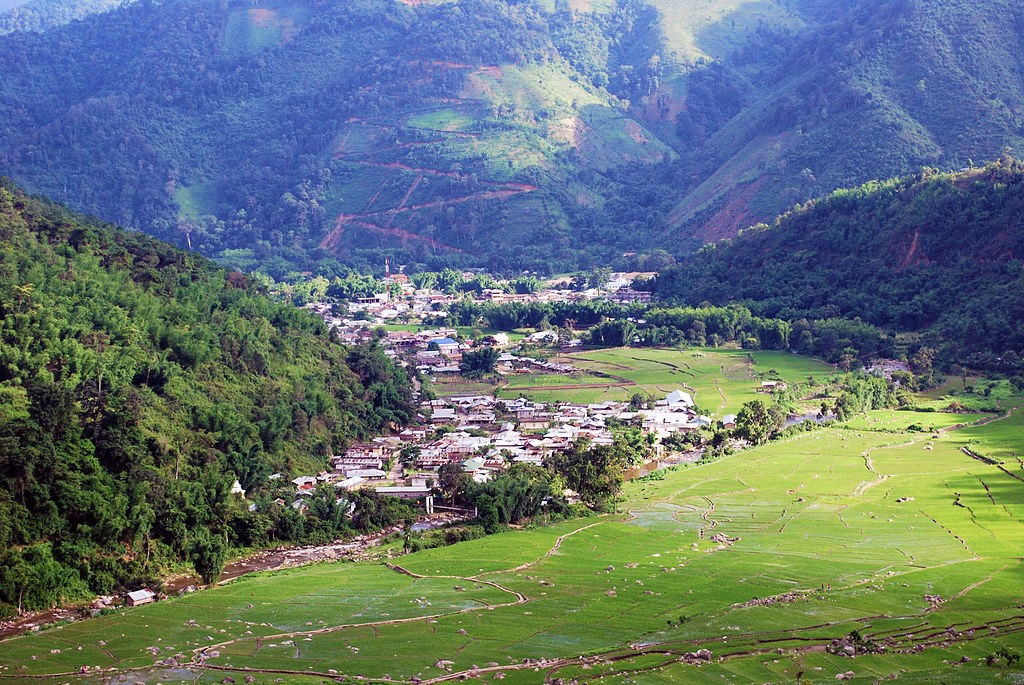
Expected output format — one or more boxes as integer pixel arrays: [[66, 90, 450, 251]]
[[2, 384, 1023, 684], [500, 347, 833, 414]]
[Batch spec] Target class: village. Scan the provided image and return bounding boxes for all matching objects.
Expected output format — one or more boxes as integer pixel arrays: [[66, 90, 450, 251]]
[[276, 266, 759, 513], [285, 383, 730, 511]]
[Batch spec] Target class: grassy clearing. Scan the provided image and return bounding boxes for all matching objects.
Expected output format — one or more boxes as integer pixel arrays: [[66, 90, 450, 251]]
[[0, 562, 510, 677], [430, 375, 498, 398], [944, 408, 1024, 465], [501, 371, 616, 390], [3, 386, 1023, 684], [406, 108, 476, 132], [174, 182, 221, 221], [223, 5, 311, 57], [646, 0, 805, 63]]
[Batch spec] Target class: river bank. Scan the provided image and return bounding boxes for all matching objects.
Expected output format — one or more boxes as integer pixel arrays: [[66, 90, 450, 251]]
[[0, 512, 468, 640]]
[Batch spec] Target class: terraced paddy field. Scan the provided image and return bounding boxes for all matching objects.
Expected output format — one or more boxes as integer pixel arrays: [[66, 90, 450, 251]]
[[501, 347, 833, 413], [2, 406, 1022, 683]]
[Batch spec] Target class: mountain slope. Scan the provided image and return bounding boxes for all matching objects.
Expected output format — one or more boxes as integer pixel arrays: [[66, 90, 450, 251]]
[[0, 0, 134, 33], [0, 0, 1021, 274], [0, 0, 680, 274], [651, 0, 1024, 241], [651, 159, 1024, 368], [0, 181, 414, 610]]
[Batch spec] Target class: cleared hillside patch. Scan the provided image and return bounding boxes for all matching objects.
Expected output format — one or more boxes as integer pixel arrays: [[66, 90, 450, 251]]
[[223, 5, 311, 56]]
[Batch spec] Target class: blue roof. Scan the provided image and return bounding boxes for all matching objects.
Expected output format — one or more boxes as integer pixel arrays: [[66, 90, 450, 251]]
[[430, 337, 459, 346]]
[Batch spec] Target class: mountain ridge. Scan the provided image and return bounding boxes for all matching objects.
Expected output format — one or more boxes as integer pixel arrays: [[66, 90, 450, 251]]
[[0, 0, 1020, 274]]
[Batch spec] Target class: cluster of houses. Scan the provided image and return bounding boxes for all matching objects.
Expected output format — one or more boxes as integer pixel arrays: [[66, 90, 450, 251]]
[[266, 388, 724, 511], [302, 269, 653, 344]]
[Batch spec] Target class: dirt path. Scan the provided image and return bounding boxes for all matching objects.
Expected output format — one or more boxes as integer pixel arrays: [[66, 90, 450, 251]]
[[184, 520, 606, 669], [700, 496, 718, 530], [320, 183, 537, 252], [714, 380, 727, 409], [486, 520, 606, 576], [635, 356, 694, 378], [852, 445, 892, 497]]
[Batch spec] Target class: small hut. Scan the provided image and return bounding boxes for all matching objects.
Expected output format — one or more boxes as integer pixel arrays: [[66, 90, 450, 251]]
[[126, 589, 157, 607]]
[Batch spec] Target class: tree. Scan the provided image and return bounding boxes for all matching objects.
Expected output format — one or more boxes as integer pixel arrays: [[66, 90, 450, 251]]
[[436, 462, 471, 507], [460, 346, 500, 378], [629, 390, 655, 410], [588, 319, 636, 347], [467, 464, 561, 533], [548, 439, 625, 511], [349, 491, 416, 532], [735, 399, 783, 445], [190, 528, 226, 585]]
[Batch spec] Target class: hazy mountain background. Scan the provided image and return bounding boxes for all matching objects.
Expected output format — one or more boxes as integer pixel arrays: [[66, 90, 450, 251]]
[[0, 0, 1021, 276], [0, 0, 132, 32]]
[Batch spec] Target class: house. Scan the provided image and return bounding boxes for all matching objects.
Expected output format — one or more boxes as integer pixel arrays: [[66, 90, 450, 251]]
[[432, 364, 461, 374], [416, 350, 442, 365], [230, 480, 245, 497], [463, 411, 496, 425], [399, 427, 428, 441], [348, 441, 390, 459], [662, 389, 694, 409], [332, 456, 384, 472], [126, 589, 157, 607], [759, 381, 786, 392], [429, 337, 461, 356], [335, 476, 366, 490], [484, 332, 511, 348], [292, 475, 318, 489], [722, 414, 738, 429], [375, 485, 432, 500], [525, 330, 557, 344], [519, 414, 551, 431], [610, 288, 653, 304], [431, 407, 457, 424], [355, 292, 390, 305], [387, 331, 420, 349], [641, 410, 698, 436], [344, 468, 387, 480]]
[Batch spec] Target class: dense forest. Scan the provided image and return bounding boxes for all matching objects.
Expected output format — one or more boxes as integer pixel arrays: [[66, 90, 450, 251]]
[[652, 159, 1024, 370], [0, 0, 132, 33], [0, 0, 1020, 276], [0, 182, 415, 613]]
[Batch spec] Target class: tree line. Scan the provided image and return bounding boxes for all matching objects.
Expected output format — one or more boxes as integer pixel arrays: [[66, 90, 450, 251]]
[[0, 185, 415, 612]]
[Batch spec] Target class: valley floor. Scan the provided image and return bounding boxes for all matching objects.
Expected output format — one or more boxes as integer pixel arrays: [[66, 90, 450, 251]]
[[1, 402, 1022, 684]]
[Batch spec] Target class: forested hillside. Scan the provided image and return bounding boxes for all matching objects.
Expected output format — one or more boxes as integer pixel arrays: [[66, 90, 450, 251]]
[[0, 0, 133, 33], [651, 159, 1024, 370], [0, 182, 414, 613], [660, 0, 1024, 244], [0, 0, 1021, 275]]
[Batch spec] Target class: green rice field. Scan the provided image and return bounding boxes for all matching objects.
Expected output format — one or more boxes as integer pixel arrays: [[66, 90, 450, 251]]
[[500, 347, 834, 414], [2, 386, 1022, 684]]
